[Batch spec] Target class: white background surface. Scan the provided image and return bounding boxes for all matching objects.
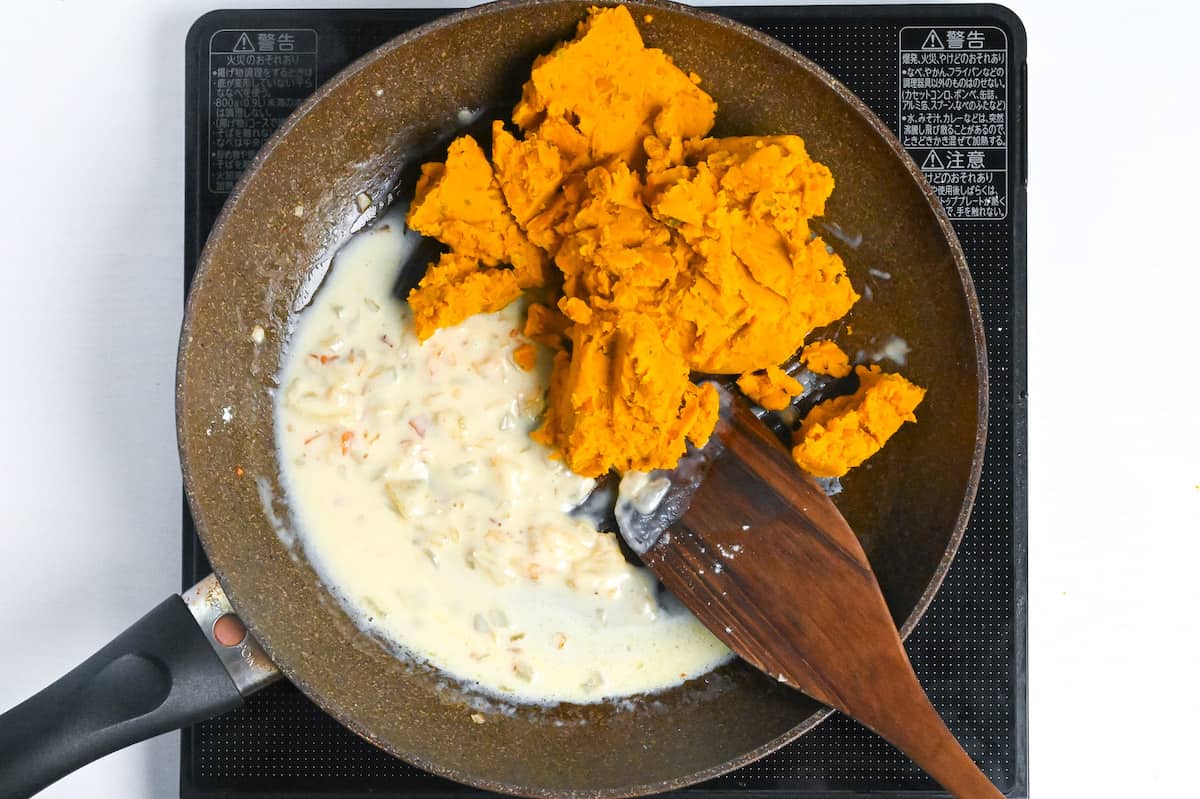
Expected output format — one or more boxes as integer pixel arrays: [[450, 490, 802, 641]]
[[0, 0, 1196, 797]]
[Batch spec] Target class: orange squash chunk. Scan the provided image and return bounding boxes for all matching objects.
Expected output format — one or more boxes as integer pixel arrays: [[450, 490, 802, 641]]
[[407, 135, 547, 288], [407, 253, 523, 341], [791, 365, 926, 477], [737, 366, 805, 411]]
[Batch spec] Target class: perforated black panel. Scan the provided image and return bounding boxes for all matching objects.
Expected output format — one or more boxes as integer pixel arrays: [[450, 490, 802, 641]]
[[183, 6, 1026, 797]]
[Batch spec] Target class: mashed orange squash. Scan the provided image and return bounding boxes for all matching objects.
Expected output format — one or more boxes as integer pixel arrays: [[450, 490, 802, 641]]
[[736, 366, 804, 412], [511, 3, 716, 168], [406, 252, 523, 341], [800, 340, 853, 378], [791, 366, 927, 478], [407, 135, 547, 288], [512, 343, 538, 371], [404, 4, 923, 478]]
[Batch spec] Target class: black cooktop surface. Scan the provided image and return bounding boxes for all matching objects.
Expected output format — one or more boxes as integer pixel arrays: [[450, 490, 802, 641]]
[[183, 5, 1027, 797]]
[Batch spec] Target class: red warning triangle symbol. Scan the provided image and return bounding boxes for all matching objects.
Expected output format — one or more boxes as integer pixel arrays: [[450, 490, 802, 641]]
[[921, 30, 945, 50]]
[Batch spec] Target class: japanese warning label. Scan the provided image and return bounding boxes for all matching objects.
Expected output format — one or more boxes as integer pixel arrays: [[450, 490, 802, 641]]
[[899, 27, 1007, 220], [208, 30, 318, 193]]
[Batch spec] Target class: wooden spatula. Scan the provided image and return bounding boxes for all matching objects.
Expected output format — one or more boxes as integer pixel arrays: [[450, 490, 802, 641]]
[[621, 394, 1002, 799]]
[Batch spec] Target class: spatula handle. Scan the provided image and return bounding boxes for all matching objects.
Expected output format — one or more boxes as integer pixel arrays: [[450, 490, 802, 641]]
[[665, 397, 1004, 799], [874, 678, 1005, 799]]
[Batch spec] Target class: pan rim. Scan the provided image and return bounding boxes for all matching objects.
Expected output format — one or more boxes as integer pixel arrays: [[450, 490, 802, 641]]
[[176, 1, 988, 796]]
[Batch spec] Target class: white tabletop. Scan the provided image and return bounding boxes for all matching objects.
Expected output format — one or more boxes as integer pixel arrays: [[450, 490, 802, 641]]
[[1, 1, 1196, 797]]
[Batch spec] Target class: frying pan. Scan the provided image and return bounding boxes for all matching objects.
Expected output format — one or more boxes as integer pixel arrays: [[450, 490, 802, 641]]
[[0, 1, 986, 796]]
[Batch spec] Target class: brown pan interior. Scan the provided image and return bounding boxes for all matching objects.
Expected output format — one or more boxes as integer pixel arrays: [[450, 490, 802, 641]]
[[176, 1, 987, 796]]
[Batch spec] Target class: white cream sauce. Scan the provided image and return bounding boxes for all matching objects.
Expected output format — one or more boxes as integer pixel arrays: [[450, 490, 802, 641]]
[[275, 215, 730, 704]]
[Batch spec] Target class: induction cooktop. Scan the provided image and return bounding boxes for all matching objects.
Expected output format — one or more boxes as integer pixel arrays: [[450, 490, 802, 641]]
[[183, 6, 1027, 797]]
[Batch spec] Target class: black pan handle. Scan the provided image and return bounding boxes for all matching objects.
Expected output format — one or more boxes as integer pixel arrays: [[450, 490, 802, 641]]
[[0, 575, 279, 797]]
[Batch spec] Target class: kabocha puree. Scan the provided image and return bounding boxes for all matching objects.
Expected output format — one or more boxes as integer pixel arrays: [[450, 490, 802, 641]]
[[736, 366, 804, 412], [406, 5, 924, 479], [792, 367, 927, 478]]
